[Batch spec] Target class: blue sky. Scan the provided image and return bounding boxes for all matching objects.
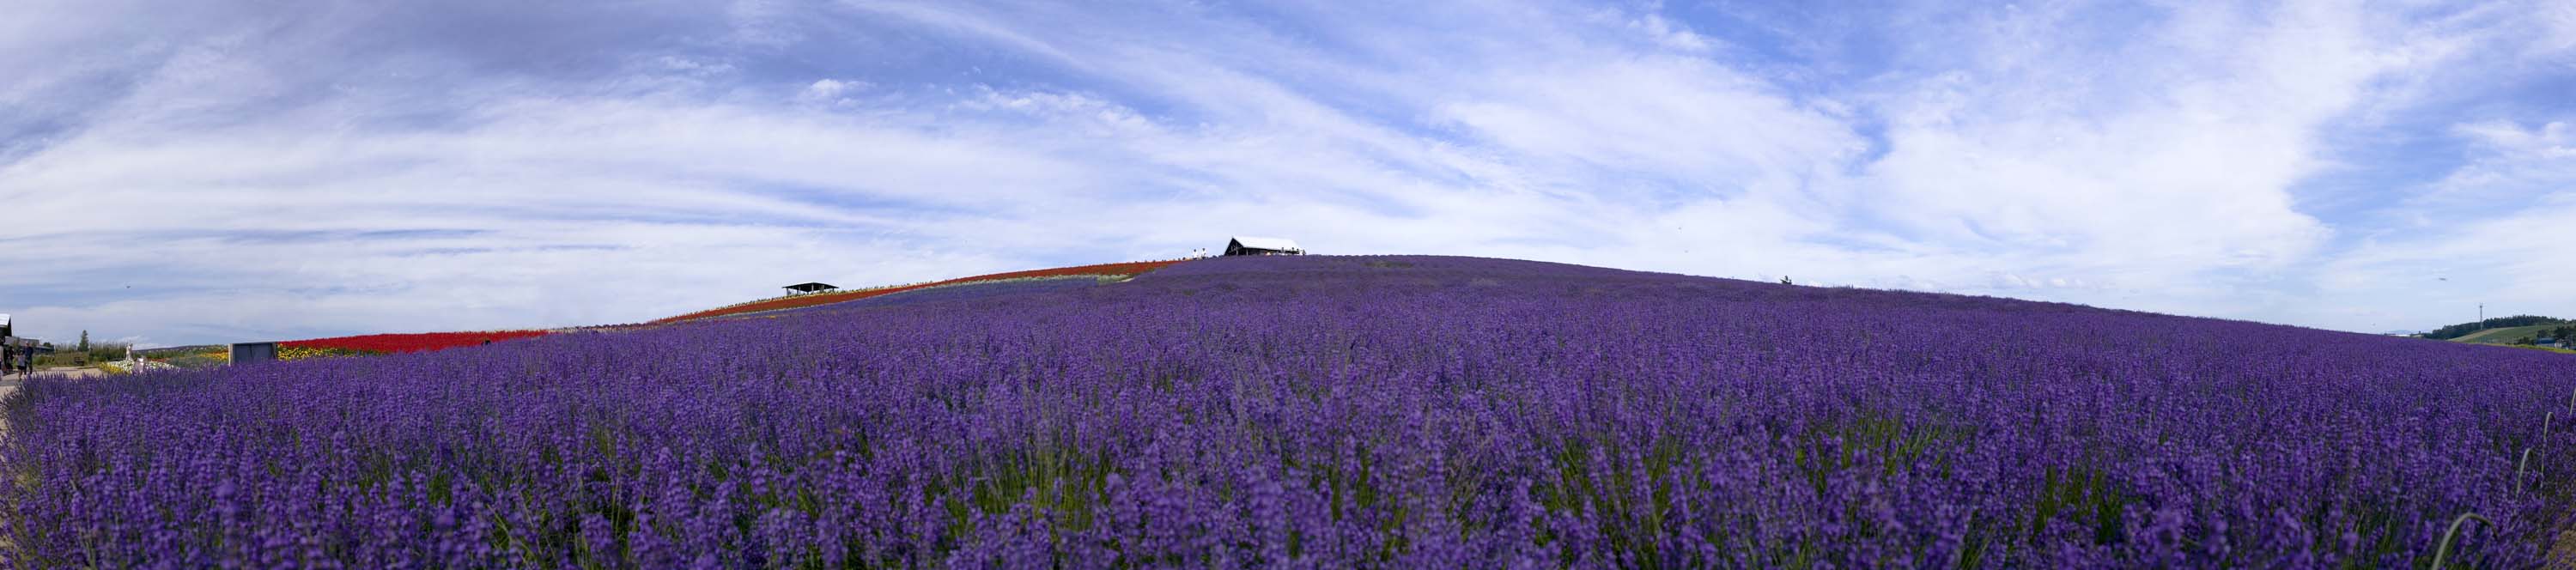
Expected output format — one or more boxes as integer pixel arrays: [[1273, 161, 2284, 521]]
[[3, 0, 2573, 347]]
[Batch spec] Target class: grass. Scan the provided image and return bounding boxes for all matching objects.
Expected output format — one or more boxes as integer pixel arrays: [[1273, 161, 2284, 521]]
[[30, 343, 131, 367], [2446, 324, 2564, 345]]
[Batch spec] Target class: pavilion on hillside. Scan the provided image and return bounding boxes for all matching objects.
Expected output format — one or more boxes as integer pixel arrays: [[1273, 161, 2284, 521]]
[[782, 282, 839, 295]]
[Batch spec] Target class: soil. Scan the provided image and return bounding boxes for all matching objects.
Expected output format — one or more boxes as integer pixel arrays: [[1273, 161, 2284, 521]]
[[2553, 531, 2576, 569]]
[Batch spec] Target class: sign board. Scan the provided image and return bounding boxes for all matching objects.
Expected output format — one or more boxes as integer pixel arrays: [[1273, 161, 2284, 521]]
[[230, 343, 277, 364]]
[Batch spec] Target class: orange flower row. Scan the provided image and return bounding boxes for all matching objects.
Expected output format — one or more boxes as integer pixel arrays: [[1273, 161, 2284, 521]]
[[649, 259, 1186, 324]]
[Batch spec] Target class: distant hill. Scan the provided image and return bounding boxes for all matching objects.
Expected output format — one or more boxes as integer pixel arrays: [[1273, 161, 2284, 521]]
[[2448, 324, 2575, 346], [2418, 315, 2567, 340]]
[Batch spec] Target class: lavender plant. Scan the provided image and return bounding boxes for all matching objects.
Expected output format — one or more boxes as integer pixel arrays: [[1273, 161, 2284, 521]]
[[2, 255, 2568, 567]]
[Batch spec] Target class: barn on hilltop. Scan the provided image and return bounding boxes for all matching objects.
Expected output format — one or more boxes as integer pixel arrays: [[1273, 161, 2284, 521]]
[[1224, 236, 1305, 256]]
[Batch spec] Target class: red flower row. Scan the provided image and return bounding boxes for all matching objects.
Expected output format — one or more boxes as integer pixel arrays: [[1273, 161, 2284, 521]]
[[269, 261, 1185, 355], [281, 330, 551, 355]]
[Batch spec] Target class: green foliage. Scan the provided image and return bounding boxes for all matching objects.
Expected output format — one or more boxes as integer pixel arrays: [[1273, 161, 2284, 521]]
[[32, 343, 130, 367], [2420, 316, 2567, 340]]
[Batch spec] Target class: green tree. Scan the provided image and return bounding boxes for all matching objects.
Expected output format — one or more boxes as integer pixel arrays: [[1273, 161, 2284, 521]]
[[77, 330, 88, 352]]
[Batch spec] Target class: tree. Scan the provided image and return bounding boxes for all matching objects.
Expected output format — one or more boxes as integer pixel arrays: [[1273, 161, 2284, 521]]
[[77, 330, 88, 352]]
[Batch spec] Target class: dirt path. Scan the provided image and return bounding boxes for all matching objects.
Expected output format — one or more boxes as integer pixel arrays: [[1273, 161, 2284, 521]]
[[46, 367, 99, 380], [2553, 531, 2576, 569], [1, 367, 100, 389]]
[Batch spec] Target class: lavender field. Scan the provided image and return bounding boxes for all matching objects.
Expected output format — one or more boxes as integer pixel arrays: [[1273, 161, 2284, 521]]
[[3, 256, 2570, 567]]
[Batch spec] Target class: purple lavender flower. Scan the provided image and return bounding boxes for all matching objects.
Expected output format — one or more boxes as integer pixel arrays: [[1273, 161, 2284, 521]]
[[1, 255, 2567, 567]]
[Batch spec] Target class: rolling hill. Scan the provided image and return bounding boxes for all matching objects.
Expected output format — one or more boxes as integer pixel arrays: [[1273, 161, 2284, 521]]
[[2450, 323, 2568, 345]]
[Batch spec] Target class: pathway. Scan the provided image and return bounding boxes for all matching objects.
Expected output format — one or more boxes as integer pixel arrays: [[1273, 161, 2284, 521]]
[[2555, 531, 2575, 569]]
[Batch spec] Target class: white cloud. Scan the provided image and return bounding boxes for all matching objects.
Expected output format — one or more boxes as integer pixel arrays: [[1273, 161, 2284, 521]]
[[1613, 11, 1717, 53], [2537, 0, 2576, 54], [1, 0, 2569, 345], [659, 56, 737, 76], [1832, 2, 2419, 301], [2455, 119, 2573, 155], [797, 78, 865, 104], [2295, 114, 2576, 330], [1432, 56, 1858, 186]]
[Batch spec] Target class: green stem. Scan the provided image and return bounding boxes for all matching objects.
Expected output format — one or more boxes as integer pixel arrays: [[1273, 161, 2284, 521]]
[[2515, 448, 2533, 494], [2429, 512, 2488, 569]]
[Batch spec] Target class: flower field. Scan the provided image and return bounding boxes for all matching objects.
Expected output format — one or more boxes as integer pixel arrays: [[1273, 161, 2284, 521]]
[[3, 255, 2572, 567]]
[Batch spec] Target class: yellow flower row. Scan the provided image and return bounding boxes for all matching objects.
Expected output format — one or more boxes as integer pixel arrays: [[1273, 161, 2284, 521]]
[[280, 346, 369, 361]]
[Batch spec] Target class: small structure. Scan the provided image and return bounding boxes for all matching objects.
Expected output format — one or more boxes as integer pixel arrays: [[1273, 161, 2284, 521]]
[[230, 342, 277, 365], [782, 282, 839, 295], [1224, 236, 1305, 257]]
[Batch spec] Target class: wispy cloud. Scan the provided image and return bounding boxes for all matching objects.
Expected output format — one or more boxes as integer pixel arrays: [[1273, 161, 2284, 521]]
[[1, 0, 2570, 346]]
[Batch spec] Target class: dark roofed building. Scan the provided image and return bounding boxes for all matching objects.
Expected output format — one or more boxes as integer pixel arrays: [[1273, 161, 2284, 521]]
[[783, 282, 839, 295], [1224, 236, 1305, 256]]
